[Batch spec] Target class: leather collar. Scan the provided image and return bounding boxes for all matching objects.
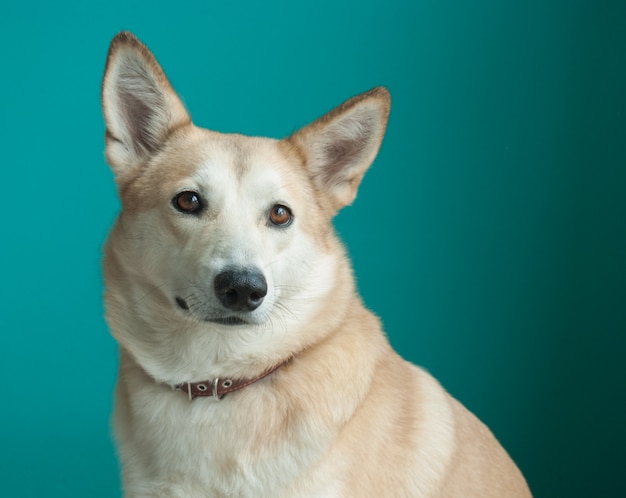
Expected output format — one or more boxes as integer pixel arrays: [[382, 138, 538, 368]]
[[175, 361, 286, 401]]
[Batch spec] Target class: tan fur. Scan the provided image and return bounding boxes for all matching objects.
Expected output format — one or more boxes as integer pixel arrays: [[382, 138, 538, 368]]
[[101, 32, 531, 497]]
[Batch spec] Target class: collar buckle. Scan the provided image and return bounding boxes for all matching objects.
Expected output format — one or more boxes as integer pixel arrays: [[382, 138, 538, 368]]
[[212, 377, 224, 400]]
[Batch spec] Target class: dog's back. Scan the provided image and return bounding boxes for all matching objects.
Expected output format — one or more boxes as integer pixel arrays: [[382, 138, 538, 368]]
[[101, 32, 531, 497]]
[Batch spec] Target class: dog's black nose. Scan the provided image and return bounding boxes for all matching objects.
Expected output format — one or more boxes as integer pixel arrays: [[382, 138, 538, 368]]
[[214, 268, 267, 312]]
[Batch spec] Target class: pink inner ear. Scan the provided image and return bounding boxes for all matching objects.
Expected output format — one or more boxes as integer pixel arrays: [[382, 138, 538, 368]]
[[117, 84, 160, 155], [315, 105, 382, 190], [321, 132, 370, 187]]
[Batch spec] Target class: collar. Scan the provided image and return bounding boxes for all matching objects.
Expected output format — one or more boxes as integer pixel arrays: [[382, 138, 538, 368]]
[[174, 361, 287, 401]]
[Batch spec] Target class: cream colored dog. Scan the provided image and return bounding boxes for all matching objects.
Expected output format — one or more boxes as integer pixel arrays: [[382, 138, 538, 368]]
[[101, 31, 531, 497]]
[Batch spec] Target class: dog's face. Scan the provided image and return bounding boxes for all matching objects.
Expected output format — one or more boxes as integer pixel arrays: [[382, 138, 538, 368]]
[[112, 131, 326, 328], [101, 32, 390, 382]]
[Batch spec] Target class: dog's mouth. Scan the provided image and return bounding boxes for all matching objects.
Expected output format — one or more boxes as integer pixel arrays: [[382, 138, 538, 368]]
[[175, 297, 190, 310], [206, 316, 249, 326], [175, 296, 249, 326]]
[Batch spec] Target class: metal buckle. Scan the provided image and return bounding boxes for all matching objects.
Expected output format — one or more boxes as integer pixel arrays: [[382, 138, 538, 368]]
[[213, 377, 224, 400]]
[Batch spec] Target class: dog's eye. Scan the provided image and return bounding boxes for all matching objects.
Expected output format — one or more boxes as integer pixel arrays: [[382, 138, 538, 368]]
[[173, 191, 203, 214], [269, 204, 293, 227]]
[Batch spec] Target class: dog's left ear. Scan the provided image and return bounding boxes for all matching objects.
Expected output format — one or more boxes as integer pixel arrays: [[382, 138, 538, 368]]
[[287, 87, 390, 212]]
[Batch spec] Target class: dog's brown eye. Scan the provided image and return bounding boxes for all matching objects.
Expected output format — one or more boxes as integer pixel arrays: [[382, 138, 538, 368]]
[[269, 204, 293, 226], [173, 191, 203, 214]]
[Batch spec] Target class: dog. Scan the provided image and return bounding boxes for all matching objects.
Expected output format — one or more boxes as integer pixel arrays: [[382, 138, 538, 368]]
[[101, 31, 531, 497]]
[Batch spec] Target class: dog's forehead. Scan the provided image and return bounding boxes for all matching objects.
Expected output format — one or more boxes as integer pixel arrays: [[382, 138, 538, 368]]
[[185, 132, 303, 196], [196, 134, 278, 174]]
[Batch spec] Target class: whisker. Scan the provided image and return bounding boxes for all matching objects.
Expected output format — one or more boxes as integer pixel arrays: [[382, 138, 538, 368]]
[[273, 300, 300, 324]]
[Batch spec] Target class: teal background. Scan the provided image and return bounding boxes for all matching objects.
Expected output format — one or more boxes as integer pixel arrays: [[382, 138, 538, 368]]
[[1, 1, 624, 496]]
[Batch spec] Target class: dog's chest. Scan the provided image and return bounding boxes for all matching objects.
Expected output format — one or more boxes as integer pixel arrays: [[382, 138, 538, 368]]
[[118, 386, 342, 497]]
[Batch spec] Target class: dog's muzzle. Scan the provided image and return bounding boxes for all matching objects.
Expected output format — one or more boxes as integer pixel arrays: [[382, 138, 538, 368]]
[[174, 266, 268, 324]]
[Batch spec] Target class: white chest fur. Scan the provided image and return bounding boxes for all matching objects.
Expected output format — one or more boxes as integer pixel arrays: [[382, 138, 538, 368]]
[[114, 362, 343, 498]]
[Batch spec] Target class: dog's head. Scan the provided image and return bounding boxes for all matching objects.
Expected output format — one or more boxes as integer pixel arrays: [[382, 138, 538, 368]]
[[101, 32, 390, 382]]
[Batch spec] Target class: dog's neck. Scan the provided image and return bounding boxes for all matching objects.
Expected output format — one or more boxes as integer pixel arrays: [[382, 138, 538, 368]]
[[170, 360, 289, 401]]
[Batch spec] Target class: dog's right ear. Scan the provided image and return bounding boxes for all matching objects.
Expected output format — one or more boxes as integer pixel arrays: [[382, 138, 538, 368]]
[[101, 32, 191, 178]]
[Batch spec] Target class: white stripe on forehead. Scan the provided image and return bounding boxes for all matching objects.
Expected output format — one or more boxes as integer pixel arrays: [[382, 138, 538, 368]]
[[187, 136, 296, 206]]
